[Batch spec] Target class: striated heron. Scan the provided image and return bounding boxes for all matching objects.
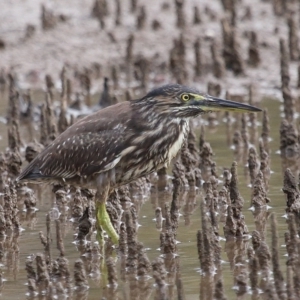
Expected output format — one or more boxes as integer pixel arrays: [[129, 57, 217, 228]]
[[17, 84, 261, 244]]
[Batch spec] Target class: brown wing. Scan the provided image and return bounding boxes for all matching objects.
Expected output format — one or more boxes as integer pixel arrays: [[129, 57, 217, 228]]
[[18, 101, 133, 181]]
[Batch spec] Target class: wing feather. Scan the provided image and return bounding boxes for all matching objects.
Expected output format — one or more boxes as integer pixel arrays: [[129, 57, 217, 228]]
[[18, 102, 133, 182]]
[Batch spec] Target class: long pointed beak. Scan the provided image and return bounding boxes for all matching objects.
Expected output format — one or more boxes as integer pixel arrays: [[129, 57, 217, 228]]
[[196, 95, 262, 113]]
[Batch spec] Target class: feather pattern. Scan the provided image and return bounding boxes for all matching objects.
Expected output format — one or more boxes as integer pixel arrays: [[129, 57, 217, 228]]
[[17, 84, 196, 189]]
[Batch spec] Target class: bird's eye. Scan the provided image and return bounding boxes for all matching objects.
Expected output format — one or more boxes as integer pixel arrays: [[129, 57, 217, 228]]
[[181, 94, 190, 101]]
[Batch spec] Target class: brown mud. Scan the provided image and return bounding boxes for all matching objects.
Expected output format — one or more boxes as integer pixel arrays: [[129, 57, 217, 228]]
[[0, 0, 300, 299]]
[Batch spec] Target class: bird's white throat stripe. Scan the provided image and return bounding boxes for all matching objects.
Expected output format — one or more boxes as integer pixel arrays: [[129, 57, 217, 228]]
[[167, 120, 189, 164]]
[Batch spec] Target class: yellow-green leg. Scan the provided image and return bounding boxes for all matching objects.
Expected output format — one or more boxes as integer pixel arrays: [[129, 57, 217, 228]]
[[96, 202, 119, 245], [94, 186, 118, 287]]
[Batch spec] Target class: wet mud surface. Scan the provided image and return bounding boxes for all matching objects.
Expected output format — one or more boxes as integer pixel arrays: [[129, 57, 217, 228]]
[[0, 0, 300, 299]]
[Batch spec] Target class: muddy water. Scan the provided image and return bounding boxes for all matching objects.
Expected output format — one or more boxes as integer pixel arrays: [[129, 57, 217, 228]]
[[0, 91, 289, 299]]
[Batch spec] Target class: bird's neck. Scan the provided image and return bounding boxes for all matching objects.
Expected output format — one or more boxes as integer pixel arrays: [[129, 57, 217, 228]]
[[165, 118, 190, 165], [131, 100, 188, 130]]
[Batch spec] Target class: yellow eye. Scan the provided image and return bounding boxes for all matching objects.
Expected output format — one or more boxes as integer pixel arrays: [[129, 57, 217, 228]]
[[181, 94, 190, 101]]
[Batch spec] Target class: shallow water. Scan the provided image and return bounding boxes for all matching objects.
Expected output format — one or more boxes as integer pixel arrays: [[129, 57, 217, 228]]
[[0, 90, 294, 299]]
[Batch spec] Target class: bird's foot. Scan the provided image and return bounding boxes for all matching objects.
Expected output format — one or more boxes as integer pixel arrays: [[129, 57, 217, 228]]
[[96, 203, 119, 245]]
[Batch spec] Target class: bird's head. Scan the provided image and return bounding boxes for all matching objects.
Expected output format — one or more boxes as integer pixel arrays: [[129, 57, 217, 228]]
[[138, 84, 261, 118]]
